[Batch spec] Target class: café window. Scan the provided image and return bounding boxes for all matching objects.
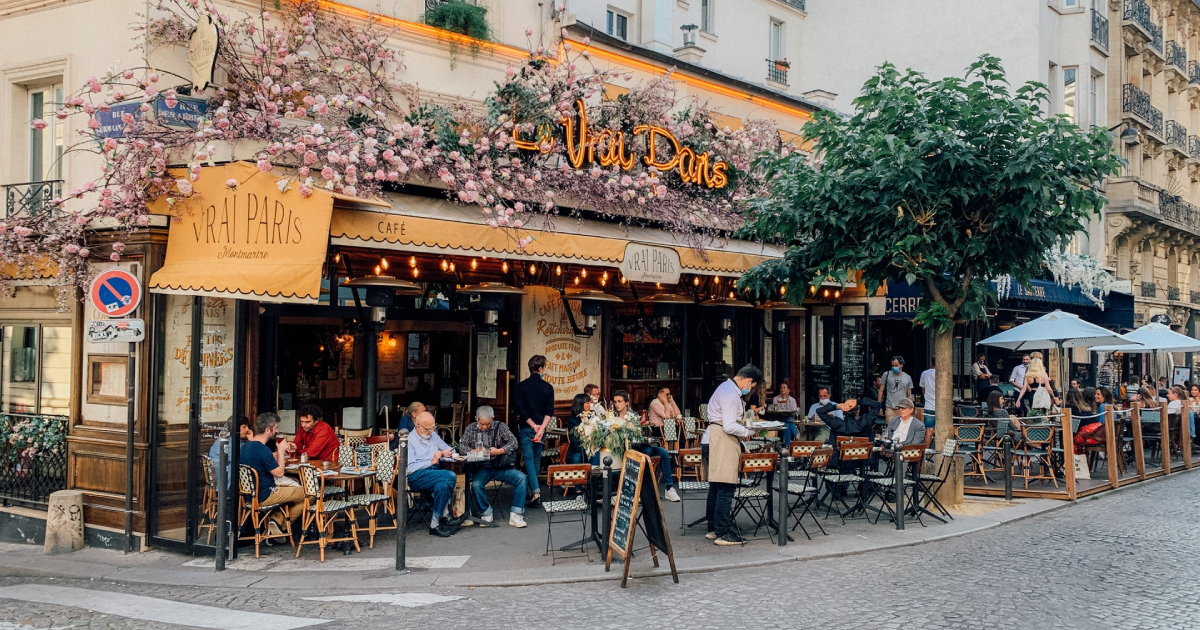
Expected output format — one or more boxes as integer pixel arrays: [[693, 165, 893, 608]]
[[1, 324, 72, 415]]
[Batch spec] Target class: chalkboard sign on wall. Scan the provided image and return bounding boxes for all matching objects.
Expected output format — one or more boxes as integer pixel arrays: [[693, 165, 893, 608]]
[[605, 450, 679, 588]]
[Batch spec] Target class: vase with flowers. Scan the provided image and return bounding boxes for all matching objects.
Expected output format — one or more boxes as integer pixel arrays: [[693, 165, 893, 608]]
[[575, 406, 644, 463]]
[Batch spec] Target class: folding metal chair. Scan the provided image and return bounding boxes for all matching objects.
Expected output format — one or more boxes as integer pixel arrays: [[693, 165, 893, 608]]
[[542, 464, 591, 565], [786, 446, 831, 539]]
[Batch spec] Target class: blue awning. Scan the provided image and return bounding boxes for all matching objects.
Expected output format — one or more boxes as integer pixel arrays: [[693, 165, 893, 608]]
[[996, 278, 1098, 308]]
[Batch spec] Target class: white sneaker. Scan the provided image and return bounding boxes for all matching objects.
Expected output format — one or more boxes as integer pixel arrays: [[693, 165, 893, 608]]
[[509, 513, 528, 528], [664, 487, 681, 502], [481, 512, 494, 524]]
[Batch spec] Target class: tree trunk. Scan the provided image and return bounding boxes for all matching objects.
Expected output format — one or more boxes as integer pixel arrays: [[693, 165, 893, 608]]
[[932, 326, 963, 508]]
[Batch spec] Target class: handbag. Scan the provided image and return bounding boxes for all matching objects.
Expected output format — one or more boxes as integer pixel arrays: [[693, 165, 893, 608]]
[[488, 424, 517, 469], [1033, 386, 1052, 409]]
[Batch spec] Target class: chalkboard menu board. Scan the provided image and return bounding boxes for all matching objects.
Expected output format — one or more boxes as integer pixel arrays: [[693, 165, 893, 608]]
[[841, 325, 866, 400], [810, 364, 834, 400], [606, 450, 679, 588]]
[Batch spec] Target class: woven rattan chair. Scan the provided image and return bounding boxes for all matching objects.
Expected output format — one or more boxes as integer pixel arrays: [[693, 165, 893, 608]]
[[955, 425, 988, 485], [348, 450, 397, 548], [786, 446, 831, 539], [236, 465, 294, 558], [296, 464, 361, 562], [1018, 425, 1058, 489]]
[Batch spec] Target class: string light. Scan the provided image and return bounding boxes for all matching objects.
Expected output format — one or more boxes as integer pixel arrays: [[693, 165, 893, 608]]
[[529, 263, 536, 275], [449, 261, 456, 272], [620, 276, 627, 284], [728, 291, 735, 299], [822, 288, 830, 298], [380, 257, 389, 270], [471, 259, 478, 271], [780, 285, 787, 296], [600, 278, 607, 287], [714, 277, 720, 285], [333, 253, 341, 263], [693, 276, 700, 286], [602, 271, 609, 281], [574, 276, 580, 285], [810, 286, 817, 295], [409, 256, 417, 268], [556, 265, 562, 276], [581, 269, 588, 278], [441, 259, 449, 272], [834, 289, 841, 299], [412, 268, 420, 278], [656, 282, 662, 289], [502, 261, 509, 273]]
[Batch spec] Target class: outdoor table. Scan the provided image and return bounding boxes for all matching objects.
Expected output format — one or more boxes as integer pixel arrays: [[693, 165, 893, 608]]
[[284, 461, 377, 554], [795, 419, 829, 443], [441, 453, 502, 525], [558, 465, 611, 556]]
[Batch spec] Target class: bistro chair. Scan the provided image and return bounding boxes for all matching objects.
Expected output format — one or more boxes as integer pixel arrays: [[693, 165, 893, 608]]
[[340, 428, 371, 449], [954, 425, 988, 485], [542, 464, 592, 565], [681, 416, 700, 448], [819, 441, 871, 522], [981, 418, 1013, 479], [236, 465, 294, 558], [786, 446, 831, 539], [787, 441, 824, 484], [676, 448, 708, 534], [198, 456, 218, 544], [734, 452, 777, 537], [865, 444, 925, 527], [1139, 409, 1163, 462], [958, 406, 980, 419], [1018, 425, 1058, 489], [699, 404, 709, 424], [296, 464, 361, 562], [348, 450, 397, 549], [660, 417, 681, 471], [917, 439, 957, 523]]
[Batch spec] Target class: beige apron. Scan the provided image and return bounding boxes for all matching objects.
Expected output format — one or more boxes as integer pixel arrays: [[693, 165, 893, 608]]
[[707, 422, 742, 484]]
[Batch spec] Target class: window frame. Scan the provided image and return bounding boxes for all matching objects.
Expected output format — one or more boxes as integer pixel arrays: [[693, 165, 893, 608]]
[[769, 18, 786, 62], [606, 9, 630, 41], [1063, 66, 1078, 124], [701, 0, 714, 33], [26, 83, 64, 182], [1, 322, 71, 415]]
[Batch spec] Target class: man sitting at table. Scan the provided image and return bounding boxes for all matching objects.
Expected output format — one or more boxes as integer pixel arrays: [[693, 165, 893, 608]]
[[289, 403, 339, 463], [456, 405, 528, 528], [408, 411, 467, 537], [240, 412, 306, 539]]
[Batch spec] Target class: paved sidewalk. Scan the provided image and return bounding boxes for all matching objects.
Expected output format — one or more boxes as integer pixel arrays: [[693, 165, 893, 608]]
[[0, 492, 1067, 588]]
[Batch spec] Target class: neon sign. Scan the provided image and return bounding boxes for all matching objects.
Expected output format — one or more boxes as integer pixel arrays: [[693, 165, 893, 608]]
[[512, 100, 729, 189]]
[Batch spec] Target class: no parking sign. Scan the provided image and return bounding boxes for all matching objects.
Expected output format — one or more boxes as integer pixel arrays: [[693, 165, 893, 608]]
[[89, 269, 141, 317]]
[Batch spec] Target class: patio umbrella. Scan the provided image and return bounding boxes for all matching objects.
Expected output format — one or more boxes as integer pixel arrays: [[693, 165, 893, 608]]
[[978, 310, 1141, 394], [1089, 323, 1200, 384]]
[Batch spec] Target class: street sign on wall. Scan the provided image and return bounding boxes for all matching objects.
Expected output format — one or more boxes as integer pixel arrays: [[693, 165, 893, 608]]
[[89, 269, 141, 317], [86, 318, 145, 343]]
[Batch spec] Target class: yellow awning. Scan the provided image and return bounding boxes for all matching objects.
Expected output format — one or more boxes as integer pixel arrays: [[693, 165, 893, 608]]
[[330, 193, 782, 277], [1, 255, 59, 280], [148, 162, 389, 303]]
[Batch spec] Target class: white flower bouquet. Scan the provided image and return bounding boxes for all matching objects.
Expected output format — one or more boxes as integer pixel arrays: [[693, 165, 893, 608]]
[[575, 409, 644, 461]]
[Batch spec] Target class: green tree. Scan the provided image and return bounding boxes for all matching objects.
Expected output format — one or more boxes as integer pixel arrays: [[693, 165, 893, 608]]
[[738, 56, 1121, 502]]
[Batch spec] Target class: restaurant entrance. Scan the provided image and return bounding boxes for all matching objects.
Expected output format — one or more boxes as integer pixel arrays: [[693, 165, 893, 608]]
[[806, 304, 869, 406]]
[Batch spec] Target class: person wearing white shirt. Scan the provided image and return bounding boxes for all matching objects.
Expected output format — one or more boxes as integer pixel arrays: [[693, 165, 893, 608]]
[[585, 383, 606, 415], [703, 364, 760, 546], [1009, 354, 1030, 411], [919, 359, 937, 429]]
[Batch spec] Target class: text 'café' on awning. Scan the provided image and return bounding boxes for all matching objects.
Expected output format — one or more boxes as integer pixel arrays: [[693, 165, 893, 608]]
[[134, 160, 791, 549]]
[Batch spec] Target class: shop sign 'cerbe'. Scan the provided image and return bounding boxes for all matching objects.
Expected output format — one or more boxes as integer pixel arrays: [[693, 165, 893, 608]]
[[620, 243, 680, 285]]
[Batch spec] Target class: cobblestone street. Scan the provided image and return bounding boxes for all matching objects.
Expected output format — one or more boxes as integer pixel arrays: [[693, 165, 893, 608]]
[[1, 472, 1198, 630]]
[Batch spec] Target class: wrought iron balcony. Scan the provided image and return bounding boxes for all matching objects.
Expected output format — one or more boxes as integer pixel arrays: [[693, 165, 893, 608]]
[[1190, 136, 1200, 160], [1191, 61, 1200, 85], [1168, 287, 1181, 301], [1092, 8, 1109, 50], [1123, 84, 1163, 136], [777, 0, 806, 10], [3, 180, 61, 219], [1191, 290, 1200, 305], [1167, 40, 1187, 69], [1124, 0, 1162, 53], [1159, 192, 1200, 231], [1141, 281, 1157, 298], [767, 60, 789, 85], [1166, 120, 1188, 151]]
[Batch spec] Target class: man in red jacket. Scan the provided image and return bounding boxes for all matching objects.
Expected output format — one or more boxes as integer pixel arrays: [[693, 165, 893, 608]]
[[289, 403, 339, 463]]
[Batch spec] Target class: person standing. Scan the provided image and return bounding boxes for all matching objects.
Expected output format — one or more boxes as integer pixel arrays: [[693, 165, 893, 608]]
[[1009, 354, 1031, 414], [514, 355, 554, 507], [919, 358, 937, 430], [971, 353, 991, 398], [877, 356, 913, 422], [456, 406, 527, 528], [1015, 352, 1056, 416], [703, 364, 761, 546]]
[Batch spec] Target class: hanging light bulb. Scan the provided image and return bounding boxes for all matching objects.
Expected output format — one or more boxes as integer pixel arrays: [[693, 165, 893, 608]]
[[728, 291, 735, 299], [529, 263, 536, 275], [620, 276, 627, 284], [834, 289, 841, 299], [380, 257, 389, 270], [780, 285, 787, 296], [600, 278, 607, 287], [555, 265, 562, 276], [409, 256, 417, 268], [822, 288, 830, 298], [471, 259, 478, 271], [333, 253, 341, 263], [441, 259, 449, 272], [581, 269, 588, 278], [714, 277, 720, 285], [574, 276, 580, 285], [502, 261, 509, 273], [656, 282, 662, 289], [412, 268, 420, 278], [693, 276, 700, 286], [810, 286, 817, 295], [602, 271, 609, 281], [449, 261, 456, 272], [374, 264, 382, 275]]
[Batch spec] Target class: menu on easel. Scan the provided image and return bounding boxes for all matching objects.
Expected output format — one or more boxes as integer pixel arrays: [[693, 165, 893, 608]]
[[605, 450, 679, 588]]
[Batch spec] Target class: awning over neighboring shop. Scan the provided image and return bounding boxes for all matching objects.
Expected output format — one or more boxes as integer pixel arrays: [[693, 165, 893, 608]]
[[148, 162, 389, 303], [1, 255, 59, 281], [330, 193, 784, 277]]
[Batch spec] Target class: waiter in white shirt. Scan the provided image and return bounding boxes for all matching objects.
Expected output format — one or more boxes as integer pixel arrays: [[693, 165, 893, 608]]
[[919, 359, 937, 429], [1009, 354, 1030, 413], [702, 364, 760, 546]]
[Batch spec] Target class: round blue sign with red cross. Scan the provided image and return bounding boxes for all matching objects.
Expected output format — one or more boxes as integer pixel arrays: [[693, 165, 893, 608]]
[[89, 269, 141, 318]]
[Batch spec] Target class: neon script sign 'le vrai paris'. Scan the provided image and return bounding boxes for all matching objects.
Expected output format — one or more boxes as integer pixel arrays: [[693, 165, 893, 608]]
[[512, 100, 729, 189]]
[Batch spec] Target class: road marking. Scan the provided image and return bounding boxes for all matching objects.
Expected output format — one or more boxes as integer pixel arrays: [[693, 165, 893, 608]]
[[181, 555, 470, 571], [301, 593, 465, 608], [0, 585, 328, 630]]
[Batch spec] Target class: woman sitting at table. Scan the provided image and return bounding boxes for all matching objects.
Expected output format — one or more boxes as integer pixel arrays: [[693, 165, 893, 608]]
[[607, 390, 678, 503], [987, 391, 1023, 441], [646, 386, 682, 439], [565, 394, 590, 465], [1075, 386, 1117, 451], [771, 382, 799, 445]]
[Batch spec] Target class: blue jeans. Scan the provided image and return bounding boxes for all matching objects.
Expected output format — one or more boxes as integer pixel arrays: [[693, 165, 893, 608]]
[[923, 411, 936, 430], [518, 427, 543, 497], [782, 422, 799, 446], [408, 467, 456, 524], [470, 467, 526, 516], [631, 444, 674, 486]]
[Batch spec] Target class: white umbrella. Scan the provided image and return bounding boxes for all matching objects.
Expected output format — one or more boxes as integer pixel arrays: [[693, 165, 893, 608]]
[[1089, 322, 1200, 384], [978, 310, 1141, 393]]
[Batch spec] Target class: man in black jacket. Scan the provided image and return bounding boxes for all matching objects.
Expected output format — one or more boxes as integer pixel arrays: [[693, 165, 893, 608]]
[[514, 355, 554, 507]]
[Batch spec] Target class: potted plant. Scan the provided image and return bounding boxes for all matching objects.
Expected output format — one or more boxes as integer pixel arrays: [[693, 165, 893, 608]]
[[423, 0, 491, 67], [773, 58, 791, 71]]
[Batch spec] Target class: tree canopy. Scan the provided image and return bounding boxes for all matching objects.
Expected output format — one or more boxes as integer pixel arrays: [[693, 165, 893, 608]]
[[738, 55, 1122, 329]]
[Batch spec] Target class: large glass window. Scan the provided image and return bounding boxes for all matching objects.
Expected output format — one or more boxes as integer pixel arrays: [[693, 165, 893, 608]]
[[1, 324, 71, 415], [27, 84, 63, 181], [1064, 67, 1077, 124], [606, 9, 628, 41], [701, 0, 713, 33], [769, 19, 786, 61]]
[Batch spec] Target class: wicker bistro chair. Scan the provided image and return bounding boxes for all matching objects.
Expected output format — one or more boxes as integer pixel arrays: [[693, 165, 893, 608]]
[[981, 418, 1013, 478], [955, 425, 988, 485], [787, 441, 824, 483], [236, 465, 294, 558], [659, 417, 682, 477], [1018, 425, 1058, 489], [199, 456, 218, 544], [733, 452, 778, 537], [348, 450, 398, 549], [819, 441, 872, 522], [864, 444, 926, 527], [1139, 409, 1163, 461], [676, 448, 709, 533], [542, 464, 592, 565], [340, 429, 371, 449], [295, 464, 361, 562], [785, 446, 832, 539], [682, 416, 700, 448]]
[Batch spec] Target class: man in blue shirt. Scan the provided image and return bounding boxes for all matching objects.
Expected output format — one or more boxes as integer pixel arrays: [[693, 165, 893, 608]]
[[239, 412, 305, 537], [513, 355, 554, 507], [408, 411, 466, 537], [208, 417, 252, 487]]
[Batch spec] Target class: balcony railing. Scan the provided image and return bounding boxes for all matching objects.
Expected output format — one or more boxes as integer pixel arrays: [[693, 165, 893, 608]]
[[767, 60, 789, 85], [1141, 281, 1157, 298], [1168, 287, 1181, 301], [1190, 135, 1200, 160], [1167, 120, 1188, 151], [0, 413, 67, 508], [1190, 61, 1200, 85], [1160, 192, 1200, 230], [1092, 8, 1109, 50], [1191, 290, 1200, 305], [1125, 0, 1162, 53], [1167, 40, 1187, 69], [777, 0, 806, 10], [3, 180, 61, 219], [1123, 84, 1163, 136]]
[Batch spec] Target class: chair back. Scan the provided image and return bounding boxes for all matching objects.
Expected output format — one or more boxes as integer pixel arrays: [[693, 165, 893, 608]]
[[1141, 409, 1161, 425], [365, 434, 390, 445], [683, 416, 698, 437], [341, 428, 371, 448], [809, 447, 833, 469], [739, 452, 778, 475], [955, 424, 985, 443], [451, 402, 464, 427], [679, 448, 704, 468], [699, 404, 709, 423], [1021, 424, 1054, 446], [660, 417, 679, 442], [940, 438, 958, 458], [237, 465, 261, 509], [790, 441, 822, 458], [900, 444, 925, 463], [960, 406, 980, 418], [339, 444, 355, 467], [839, 441, 872, 462], [297, 464, 323, 501], [547, 464, 591, 489], [835, 435, 855, 448], [993, 418, 1010, 441], [374, 450, 398, 487], [201, 455, 216, 487]]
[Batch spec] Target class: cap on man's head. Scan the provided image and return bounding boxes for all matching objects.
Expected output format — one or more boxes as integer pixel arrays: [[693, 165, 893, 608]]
[[896, 398, 915, 409]]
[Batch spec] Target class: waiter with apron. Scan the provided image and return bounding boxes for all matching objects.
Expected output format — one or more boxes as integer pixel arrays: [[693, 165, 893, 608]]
[[702, 364, 762, 546]]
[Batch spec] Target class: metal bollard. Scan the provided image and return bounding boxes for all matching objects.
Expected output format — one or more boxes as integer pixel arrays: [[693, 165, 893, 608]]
[[1002, 434, 1013, 501], [395, 430, 409, 571], [893, 448, 905, 531], [602, 455, 614, 545], [776, 444, 788, 546], [214, 435, 229, 571]]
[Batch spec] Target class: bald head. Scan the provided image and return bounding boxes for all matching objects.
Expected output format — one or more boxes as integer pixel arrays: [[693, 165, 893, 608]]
[[414, 411, 436, 431]]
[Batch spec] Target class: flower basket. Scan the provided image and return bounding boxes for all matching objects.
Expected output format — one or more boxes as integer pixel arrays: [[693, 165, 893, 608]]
[[575, 410, 644, 462], [773, 59, 791, 71]]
